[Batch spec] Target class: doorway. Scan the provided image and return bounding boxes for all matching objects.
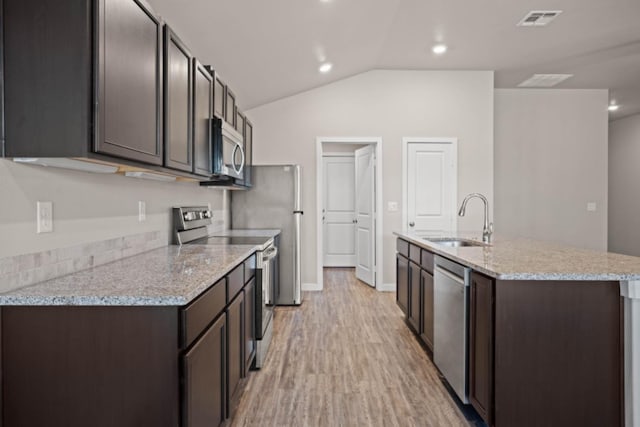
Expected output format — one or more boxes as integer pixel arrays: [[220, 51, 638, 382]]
[[316, 138, 383, 290], [322, 154, 356, 267], [402, 138, 458, 233]]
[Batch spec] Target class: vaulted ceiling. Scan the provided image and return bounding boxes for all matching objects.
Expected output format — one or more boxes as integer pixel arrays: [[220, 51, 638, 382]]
[[148, 0, 640, 119]]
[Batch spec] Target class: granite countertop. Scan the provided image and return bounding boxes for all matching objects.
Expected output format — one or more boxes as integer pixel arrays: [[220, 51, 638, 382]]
[[395, 231, 640, 281], [0, 244, 257, 306], [212, 229, 281, 238]]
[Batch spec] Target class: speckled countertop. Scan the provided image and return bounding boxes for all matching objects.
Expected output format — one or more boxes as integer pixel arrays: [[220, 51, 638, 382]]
[[395, 231, 640, 281], [212, 229, 281, 238], [0, 244, 257, 306]]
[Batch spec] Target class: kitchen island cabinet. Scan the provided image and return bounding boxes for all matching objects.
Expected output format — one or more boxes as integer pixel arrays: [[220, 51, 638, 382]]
[[394, 232, 640, 427], [396, 253, 409, 316], [0, 245, 258, 427], [396, 239, 434, 352]]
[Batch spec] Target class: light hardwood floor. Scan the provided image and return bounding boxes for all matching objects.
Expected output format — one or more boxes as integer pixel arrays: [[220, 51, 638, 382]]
[[231, 268, 471, 427]]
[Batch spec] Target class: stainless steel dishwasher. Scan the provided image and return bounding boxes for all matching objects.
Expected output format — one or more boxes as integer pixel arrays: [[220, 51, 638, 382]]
[[433, 255, 471, 404]]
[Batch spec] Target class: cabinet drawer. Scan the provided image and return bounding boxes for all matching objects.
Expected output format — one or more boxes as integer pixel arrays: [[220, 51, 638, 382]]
[[397, 239, 409, 258], [180, 278, 226, 348], [244, 254, 256, 283], [421, 249, 434, 274], [409, 244, 421, 264], [227, 264, 244, 301]]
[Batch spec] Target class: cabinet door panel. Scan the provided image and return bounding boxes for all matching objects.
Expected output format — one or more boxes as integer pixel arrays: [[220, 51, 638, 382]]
[[396, 254, 409, 316], [408, 261, 421, 332], [97, 0, 163, 164], [213, 76, 225, 118], [244, 120, 253, 186], [420, 269, 434, 351], [193, 61, 213, 176], [224, 87, 236, 127], [183, 313, 226, 427], [469, 272, 494, 425], [244, 278, 256, 373], [227, 292, 244, 412], [164, 27, 192, 172]]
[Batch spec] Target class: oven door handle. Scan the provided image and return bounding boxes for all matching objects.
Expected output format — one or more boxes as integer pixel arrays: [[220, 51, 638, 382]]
[[262, 246, 278, 262]]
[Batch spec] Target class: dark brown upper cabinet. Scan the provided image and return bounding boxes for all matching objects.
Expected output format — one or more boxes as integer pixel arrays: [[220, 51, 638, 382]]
[[242, 119, 253, 187], [225, 86, 237, 128], [3, 0, 164, 164], [96, 0, 164, 164], [213, 74, 226, 119], [163, 26, 193, 172], [193, 61, 214, 177], [236, 110, 245, 135]]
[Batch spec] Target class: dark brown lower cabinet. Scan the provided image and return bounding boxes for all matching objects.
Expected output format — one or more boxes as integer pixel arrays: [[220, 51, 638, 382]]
[[183, 313, 226, 427], [227, 291, 244, 414], [0, 254, 258, 427], [396, 254, 409, 315], [419, 269, 434, 351], [493, 280, 622, 427], [469, 271, 494, 425], [244, 277, 256, 374], [408, 261, 421, 332], [1, 306, 179, 427]]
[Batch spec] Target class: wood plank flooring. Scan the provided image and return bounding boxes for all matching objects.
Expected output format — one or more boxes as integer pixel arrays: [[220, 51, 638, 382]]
[[231, 268, 471, 427]]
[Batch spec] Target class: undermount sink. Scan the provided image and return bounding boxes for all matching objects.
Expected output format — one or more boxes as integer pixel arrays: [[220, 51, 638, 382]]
[[424, 237, 488, 248]]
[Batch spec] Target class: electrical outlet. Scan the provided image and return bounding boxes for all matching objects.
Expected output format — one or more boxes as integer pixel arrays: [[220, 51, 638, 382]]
[[587, 202, 597, 212], [388, 201, 398, 212], [37, 201, 53, 233], [138, 201, 146, 222]]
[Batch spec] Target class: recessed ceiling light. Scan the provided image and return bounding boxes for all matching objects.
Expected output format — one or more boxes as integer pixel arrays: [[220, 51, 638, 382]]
[[319, 62, 332, 73], [608, 104, 620, 112], [432, 44, 447, 55]]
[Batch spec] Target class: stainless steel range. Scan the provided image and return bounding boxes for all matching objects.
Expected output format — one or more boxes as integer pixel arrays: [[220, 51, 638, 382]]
[[172, 206, 277, 369]]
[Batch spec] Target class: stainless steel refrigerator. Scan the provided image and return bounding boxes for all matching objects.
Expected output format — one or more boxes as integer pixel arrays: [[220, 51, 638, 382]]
[[231, 165, 302, 305]]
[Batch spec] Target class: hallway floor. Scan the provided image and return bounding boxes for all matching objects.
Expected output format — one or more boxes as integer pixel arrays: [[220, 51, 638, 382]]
[[231, 268, 471, 427]]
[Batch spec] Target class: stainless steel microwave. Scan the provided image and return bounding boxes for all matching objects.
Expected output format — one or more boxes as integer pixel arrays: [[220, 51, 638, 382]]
[[212, 117, 245, 180]]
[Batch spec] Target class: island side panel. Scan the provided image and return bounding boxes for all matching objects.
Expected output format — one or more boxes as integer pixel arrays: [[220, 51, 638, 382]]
[[494, 280, 623, 427], [621, 280, 640, 427], [1, 306, 179, 427]]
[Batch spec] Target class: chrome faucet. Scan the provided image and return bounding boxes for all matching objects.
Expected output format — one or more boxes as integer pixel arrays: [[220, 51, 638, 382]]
[[458, 193, 493, 243]]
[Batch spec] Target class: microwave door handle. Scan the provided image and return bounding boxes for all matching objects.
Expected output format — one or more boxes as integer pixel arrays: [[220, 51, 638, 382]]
[[232, 143, 245, 175]]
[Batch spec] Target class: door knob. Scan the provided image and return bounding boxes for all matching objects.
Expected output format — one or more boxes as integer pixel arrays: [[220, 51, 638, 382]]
[[409, 222, 415, 227]]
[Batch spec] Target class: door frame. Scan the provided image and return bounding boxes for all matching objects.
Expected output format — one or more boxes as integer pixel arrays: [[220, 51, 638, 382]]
[[316, 137, 383, 291], [402, 137, 458, 233]]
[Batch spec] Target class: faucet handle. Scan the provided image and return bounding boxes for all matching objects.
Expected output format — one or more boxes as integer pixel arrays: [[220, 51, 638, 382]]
[[489, 222, 494, 234]]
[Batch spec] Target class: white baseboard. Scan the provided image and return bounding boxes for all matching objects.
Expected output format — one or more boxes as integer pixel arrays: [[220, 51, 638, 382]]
[[302, 282, 323, 291], [378, 282, 396, 292]]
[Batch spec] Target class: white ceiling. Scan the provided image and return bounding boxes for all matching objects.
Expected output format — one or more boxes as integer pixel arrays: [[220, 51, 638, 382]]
[[147, 0, 640, 119]]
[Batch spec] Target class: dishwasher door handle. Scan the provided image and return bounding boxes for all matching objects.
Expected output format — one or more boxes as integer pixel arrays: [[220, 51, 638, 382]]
[[434, 265, 465, 285]]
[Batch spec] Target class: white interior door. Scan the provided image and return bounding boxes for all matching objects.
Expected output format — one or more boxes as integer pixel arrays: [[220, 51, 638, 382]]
[[323, 156, 356, 267], [407, 142, 456, 233], [355, 145, 375, 286]]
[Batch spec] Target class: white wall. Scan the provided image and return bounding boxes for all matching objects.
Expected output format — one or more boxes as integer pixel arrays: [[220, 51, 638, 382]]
[[247, 70, 495, 286], [0, 160, 228, 258], [494, 89, 609, 251], [609, 113, 640, 256]]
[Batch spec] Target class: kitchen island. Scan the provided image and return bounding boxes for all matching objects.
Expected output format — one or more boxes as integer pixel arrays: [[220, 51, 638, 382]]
[[0, 243, 261, 427], [395, 231, 640, 427]]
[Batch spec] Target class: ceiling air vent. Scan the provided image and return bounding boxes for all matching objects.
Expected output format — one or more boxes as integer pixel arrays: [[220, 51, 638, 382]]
[[518, 74, 573, 88], [517, 10, 562, 26]]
